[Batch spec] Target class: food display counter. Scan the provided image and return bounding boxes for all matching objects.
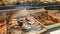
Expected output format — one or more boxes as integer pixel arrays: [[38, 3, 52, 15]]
[[0, 0, 60, 34], [0, 6, 60, 34]]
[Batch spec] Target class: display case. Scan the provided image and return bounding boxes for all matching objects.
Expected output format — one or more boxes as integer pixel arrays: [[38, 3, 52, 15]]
[[0, 5, 60, 34], [0, 0, 60, 34]]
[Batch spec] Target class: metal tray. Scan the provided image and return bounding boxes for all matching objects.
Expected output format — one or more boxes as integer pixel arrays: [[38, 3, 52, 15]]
[[31, 12, 60, 29]]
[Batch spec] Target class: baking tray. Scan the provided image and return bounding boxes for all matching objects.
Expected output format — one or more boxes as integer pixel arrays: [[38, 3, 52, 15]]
[[31, 12, 60, 29], [44, 14, 60, 29], [46, 12, 60, 29]]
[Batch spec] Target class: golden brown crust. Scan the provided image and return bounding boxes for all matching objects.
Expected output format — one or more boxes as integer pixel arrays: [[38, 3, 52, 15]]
[[34, 13, 60, 26], [0, 27, 4, 34]]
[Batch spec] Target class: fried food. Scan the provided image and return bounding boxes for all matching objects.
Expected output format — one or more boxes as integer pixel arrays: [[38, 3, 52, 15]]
[[35, 13, 60, 26], [0, 19, 6, 26], [0, 27, 4, 34], [18, 16, 41, 29]]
